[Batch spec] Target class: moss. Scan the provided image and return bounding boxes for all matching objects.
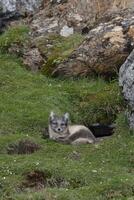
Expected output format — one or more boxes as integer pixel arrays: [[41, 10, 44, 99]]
[[0, 25, 29, 52], [36, 33, 84, 75], [36, 33, 83, 56]]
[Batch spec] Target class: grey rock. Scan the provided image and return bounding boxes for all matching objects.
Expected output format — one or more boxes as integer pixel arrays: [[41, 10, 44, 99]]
[[23, 48, 44, 72], [60, 25, 74, 37], [119, 49, 134, 128], [0, 0, 43, 14]]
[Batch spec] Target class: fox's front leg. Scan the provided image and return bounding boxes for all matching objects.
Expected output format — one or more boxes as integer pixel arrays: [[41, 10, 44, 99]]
[[55, 136, 70, 144]]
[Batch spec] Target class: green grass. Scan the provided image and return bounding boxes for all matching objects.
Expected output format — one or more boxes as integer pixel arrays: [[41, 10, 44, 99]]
[[0, 53, 133, 199], [0, 25, 29, 52], [0, 54, 123, 134]]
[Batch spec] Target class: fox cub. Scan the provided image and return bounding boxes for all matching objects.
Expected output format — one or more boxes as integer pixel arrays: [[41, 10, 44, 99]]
[[48, 112, 96, 144]]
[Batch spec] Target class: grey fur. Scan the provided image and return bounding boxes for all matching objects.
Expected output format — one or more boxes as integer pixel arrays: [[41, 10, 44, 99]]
[[48, 112, 96, 144]]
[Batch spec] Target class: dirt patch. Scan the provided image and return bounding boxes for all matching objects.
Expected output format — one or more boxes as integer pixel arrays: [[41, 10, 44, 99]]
[[22, 170, 49, 190], [7, 139, 40, 155], [22, 170, 70, 190]]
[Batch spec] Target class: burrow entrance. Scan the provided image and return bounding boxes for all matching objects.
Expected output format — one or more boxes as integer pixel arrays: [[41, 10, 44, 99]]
[[88, 123, 115, 138]]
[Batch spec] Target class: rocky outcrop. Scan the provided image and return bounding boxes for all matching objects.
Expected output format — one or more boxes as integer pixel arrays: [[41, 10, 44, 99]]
[[30, 0, 134, 37], [1, 0, 134, 77], [25, 0, 134, 78], [52, 10, 134, 78], [119, 49, 134, 128], [1, 0, 134, 34]]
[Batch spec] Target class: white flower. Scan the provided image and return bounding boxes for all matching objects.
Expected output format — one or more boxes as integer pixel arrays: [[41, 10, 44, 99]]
[[36, 162, 39, 166], [92, 170, 97, 173]]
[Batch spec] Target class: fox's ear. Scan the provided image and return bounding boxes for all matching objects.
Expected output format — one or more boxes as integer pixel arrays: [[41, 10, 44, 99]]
[[49, 111, 55, 120], [64, 113, 69, 121]]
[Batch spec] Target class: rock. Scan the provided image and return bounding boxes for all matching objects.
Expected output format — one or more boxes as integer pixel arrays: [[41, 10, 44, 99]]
[[60, 25, 74, 37], [119, 49, 134, 128], [52, 11, 134, 78], [31, 17, 59, 35], [0, 11, 21, 33], [0, 0, 43, 33], [0, 0, 43, 14], [50, 0, 68, 4], [30, 0, 134, 37], [22, 6, 134, 77], [23, 48, 44, 72]]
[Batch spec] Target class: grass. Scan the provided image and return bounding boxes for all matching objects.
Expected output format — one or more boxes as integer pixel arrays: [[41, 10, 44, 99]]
[[0, 53, 133, 199], [0, 53, 123, 134], [0, 25, 29, 52]]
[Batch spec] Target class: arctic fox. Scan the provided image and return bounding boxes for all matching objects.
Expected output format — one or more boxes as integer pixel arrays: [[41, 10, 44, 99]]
[[48, 112, 96, 144]]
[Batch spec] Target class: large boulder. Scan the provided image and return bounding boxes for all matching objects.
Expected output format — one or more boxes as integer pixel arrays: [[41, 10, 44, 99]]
[[52, 10, 134, 78], [119, 49, 134, 129]]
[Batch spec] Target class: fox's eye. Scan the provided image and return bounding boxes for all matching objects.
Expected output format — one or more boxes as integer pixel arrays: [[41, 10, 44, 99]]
[[52, 122, 57, 126], [61, 123, 66, 127]]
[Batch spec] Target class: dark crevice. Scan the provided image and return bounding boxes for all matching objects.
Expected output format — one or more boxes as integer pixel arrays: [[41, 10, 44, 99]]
[[88, 124, 115, 137], [0, 11, 22, 34]]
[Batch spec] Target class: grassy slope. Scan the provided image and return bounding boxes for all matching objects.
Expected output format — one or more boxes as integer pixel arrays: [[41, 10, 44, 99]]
[[0, 54, 133, 200]]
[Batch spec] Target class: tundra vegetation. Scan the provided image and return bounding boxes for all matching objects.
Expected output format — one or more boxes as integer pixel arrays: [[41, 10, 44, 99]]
[[0, 25, 134, 200]]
